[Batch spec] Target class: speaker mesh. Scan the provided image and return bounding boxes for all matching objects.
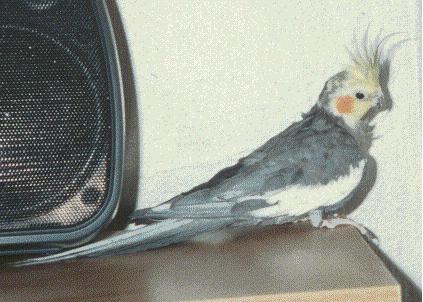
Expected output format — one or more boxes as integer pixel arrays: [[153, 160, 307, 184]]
[[0, 1, 114, 232]]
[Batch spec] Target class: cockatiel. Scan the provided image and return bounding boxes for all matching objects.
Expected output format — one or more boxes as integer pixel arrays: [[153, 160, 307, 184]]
[[14, 32, 402, 266]]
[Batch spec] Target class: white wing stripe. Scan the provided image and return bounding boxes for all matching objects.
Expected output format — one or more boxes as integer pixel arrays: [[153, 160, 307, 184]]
[[247, 160, 366, 217]]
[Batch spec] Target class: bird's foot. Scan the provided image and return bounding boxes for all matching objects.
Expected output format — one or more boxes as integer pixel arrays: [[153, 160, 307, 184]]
[[309, 210, 324, 227], [308, 210, 379, 245]]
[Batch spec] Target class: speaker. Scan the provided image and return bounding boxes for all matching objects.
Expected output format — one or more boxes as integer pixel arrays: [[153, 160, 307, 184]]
[[0, 0, 124, 253]]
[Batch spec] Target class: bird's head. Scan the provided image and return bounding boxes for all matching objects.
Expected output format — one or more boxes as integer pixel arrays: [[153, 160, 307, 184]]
[[318, 33, 399, 130]]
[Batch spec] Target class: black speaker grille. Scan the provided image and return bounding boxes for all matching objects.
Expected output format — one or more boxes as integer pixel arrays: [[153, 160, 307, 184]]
[[0, 1, 114, 232]]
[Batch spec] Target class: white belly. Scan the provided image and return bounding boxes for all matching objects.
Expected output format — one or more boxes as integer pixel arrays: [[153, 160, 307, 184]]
[[244, 160, 366, 218]]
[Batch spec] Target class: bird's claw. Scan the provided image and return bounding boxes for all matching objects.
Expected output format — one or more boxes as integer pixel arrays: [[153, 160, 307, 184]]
[[309, 211, 379, 245], [309, 210, 323, 227], [321, 217, 379, 245]]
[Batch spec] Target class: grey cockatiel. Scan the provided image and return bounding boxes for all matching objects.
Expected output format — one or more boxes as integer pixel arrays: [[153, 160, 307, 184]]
[[14, 33, 400, 266]]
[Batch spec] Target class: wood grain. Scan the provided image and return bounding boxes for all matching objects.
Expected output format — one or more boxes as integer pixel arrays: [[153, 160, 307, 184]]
[[0, 225, 400, 302]]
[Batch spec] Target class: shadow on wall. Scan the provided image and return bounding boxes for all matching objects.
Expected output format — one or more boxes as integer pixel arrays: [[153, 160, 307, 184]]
[[105, 0, 140, 230], [368, 240, 422, 302]]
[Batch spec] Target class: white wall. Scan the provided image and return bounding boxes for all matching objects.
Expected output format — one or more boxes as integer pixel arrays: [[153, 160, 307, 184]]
[[117, 0, 421, 288]]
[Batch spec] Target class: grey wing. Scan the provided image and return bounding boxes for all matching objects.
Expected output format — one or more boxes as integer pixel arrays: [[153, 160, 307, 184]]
[[132, 111, 366, 223], [16, 110, 371, 267]]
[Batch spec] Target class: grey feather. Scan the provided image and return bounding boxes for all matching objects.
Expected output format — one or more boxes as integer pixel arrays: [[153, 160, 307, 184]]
[[128, 106, 367, 227], [13, 105, 371, 267], [14, 218, 234, 266]]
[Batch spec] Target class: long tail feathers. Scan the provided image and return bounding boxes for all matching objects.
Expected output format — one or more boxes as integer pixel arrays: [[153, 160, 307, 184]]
[[12, 218, 233, 267]]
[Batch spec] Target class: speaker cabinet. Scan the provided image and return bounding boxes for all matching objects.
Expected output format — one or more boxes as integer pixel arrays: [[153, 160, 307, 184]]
[[0, 0, 123, 252]]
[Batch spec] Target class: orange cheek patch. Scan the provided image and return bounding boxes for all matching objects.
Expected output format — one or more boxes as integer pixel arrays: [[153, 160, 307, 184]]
[[336, 96, 354, 114]]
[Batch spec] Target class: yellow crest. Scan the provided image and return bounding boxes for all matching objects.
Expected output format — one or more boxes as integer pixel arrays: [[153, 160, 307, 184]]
[[346, 31, 402, 91]]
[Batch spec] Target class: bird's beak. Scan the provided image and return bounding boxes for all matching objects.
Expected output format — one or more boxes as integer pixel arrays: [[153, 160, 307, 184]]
[[374, 96, 384, 110]]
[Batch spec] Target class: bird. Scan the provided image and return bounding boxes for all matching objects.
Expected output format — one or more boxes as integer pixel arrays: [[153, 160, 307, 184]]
[[14, 31, 403, 266]]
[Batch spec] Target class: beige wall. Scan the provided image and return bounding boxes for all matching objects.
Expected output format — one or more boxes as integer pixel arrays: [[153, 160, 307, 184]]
[[117, 0, 421, 288]]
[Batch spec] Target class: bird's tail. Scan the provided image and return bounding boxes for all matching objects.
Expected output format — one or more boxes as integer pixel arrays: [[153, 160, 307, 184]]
[[12, 218, 233, 267]]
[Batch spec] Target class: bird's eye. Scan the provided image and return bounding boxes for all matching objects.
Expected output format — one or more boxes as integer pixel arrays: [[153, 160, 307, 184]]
[[355, 92, 365, 99]]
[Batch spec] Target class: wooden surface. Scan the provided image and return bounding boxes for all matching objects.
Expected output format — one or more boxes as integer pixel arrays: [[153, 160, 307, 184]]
[[0, 225, 400, 302]]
